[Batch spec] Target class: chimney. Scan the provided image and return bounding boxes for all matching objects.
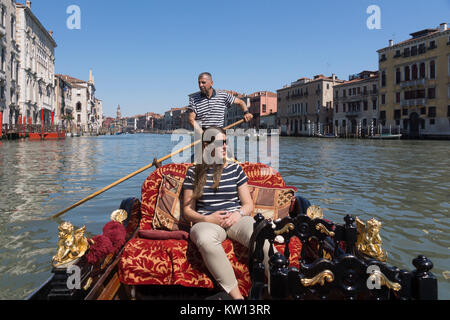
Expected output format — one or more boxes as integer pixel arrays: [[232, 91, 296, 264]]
[[389, 39, 394, 47], [440, 23, 448, 32], [26, 1, 31, 9], [48, 30, 53, 37]]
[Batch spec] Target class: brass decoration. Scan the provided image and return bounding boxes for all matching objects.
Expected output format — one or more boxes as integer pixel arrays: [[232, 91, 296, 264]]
[[307, 205, 324, 220], [110, 209, 128, 224], [301, 270, 334, 287], [52, 222, 89, 268], [368, 270, 402, 291], [356, 217, 388, 262], [274, 223, 295, 236], [316, 223, 335, 237], [83, 277, 93, 291]]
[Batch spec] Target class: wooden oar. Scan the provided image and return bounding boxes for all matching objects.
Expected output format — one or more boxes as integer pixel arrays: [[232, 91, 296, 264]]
[[50, 119, 245, 219]]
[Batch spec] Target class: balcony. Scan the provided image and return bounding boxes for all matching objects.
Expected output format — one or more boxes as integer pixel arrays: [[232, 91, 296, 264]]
[[346, 110, 361, 117], [400, 79, 427, 88], [401, 98, 427, 107]]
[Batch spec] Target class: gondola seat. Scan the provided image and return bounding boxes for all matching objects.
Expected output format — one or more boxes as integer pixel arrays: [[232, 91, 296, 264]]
[[118, 163, 303, 297]]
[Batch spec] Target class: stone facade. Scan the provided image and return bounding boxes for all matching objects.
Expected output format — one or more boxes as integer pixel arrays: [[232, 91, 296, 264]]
[[334, 71, 379, 136], [378, 23, 450, 138], [277, 74, 345, 136], [16, 1, 57, 125], [0, 0, 20, 127]]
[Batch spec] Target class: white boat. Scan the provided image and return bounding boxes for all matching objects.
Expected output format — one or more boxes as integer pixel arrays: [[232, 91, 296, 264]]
[[370, 134, 402, 140]]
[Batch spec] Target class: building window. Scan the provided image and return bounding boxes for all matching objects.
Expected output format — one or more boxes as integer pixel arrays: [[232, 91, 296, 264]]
[[381, 71, 386, 87], [396, 92, 401, 104], [405, 66, 410, 81], [428, 87, 436, 99], [76, 102, 82, 112], [412, 64, 418, 80], [363, 101, 368, 111], [262, 104, 266, 113], [430, 60, 436, 79], [420, 107, 426, 115], [381, 94, 386, 105], [420, 119, 425, 130], [420, 63, 426, 79], [428, 107, 436, 118], [396, 68, 401, 84], [77, 114, 81, 123], [380, 111, 386, 120], [394, 109, 401, 120], [404, 47, 410, 57], [373, 99, 377, 110], [429, 118, 435, 125], [403, 119, 409, 130], [411, 46, 417, 56], [402, 108, 408, 116]]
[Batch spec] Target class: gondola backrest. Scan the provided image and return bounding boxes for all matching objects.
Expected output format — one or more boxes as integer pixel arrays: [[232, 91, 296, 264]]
[[139, 162, 288, 231]]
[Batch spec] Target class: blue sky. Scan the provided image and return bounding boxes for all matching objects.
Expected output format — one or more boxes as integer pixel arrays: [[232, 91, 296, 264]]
[[29, 0, 449, 117]]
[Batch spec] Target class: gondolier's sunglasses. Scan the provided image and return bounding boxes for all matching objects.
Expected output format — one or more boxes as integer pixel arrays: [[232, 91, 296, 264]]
[[206, 139, 227, 146]]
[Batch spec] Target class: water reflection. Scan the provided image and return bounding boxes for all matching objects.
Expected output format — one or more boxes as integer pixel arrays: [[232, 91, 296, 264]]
[[0, 135, 449, 299]]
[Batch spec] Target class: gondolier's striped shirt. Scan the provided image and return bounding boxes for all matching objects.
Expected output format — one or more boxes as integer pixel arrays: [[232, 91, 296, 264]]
[[183, 163, 248, 215], [188, 89, 236, 128]]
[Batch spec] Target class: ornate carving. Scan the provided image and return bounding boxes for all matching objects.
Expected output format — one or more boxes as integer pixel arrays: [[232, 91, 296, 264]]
[[274, 223, 294, 236], [301, 270, 334, 287], [368, 269, 402, 291], [316, 223, 335, 237], [52, 222, 89, 268], [110, 209, 128, 224], [306, 205, 323, 220], [356, 217, 387, 262]]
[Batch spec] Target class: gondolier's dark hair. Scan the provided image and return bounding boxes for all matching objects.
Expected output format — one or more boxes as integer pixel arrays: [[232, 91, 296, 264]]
[[198, 72, 213, 80]]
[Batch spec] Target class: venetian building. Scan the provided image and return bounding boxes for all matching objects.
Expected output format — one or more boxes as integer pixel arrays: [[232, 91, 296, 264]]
[[0, 0, 20, 128], [277, 74, 345, 136], [54, 74, 73, 128], [57, 71, 97, 133], [377, 23, 450, 138], [16, 1, 57, 125], [334, 71, 379, 136]]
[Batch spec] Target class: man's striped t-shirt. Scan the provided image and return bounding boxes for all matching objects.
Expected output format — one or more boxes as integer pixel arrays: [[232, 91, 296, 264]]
[[183, 163, 249, 215], [188, 89, 236, 128]]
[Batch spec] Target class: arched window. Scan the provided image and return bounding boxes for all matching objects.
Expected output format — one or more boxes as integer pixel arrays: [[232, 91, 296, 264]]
[[76, 102, 82, 112], [429, 60, 435, 79], [412, 64, 418, 80], [419, 63, 426, 79], [405, 66, 410, 81]]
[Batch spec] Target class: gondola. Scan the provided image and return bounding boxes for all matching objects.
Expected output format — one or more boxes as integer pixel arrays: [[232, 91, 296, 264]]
[[27, 161, 438, 301]]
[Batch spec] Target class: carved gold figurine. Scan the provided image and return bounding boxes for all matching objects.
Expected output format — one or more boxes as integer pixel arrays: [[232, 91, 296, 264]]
[[52, 222, 89, 268], [356, 217, 388, 262], [307, 205, 324, 220]]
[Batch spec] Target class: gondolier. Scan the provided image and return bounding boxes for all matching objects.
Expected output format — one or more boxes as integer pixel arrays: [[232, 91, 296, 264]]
[[188, 72, 253, 133]]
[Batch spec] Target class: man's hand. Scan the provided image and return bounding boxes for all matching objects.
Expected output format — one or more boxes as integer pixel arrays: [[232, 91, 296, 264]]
[[243, 113, 253, 123]]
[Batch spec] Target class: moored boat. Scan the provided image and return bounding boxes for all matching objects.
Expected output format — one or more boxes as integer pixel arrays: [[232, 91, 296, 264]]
[[27, 162, 438, 301], [370, 134, 402, 140]]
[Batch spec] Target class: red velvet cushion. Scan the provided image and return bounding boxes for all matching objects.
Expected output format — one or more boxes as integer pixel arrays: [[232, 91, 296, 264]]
[[138, 230, 189, 241]]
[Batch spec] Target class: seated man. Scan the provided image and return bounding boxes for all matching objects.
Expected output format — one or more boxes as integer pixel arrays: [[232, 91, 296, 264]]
[[182, 127, 275, 300]]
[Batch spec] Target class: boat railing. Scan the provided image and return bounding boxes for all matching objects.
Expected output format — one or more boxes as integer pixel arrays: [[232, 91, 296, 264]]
[[249, 209, 438, 300]]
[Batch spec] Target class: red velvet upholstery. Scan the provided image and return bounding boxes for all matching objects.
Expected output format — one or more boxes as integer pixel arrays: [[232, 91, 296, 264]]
[[118, 163, 302, 297]]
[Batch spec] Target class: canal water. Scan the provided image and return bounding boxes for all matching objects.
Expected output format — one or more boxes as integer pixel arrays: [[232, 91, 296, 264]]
[[0, 134, 448, 299]]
